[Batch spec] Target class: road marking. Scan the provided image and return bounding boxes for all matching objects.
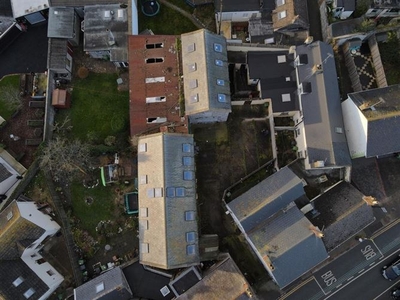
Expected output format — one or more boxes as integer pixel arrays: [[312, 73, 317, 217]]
[[369, 262, 376, 266], [336, 284, 342, 288], [372, 279, 400, 300], [371, 239, 384, 257], [358, 269, 365, 274], [381, 207, 387, 213], [347, 276, 354, 281], [371, 218, 400, 239], [278, 276, 315, 299], [314, 276, 328, 295]]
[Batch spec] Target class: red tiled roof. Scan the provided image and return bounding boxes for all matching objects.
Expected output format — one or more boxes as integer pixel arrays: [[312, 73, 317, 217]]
[[128, 35, 188, 136]]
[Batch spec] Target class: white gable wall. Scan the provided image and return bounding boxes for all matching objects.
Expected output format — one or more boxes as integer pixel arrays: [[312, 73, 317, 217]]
[[217, 11, 261, 22], [342, 98, 368, 159]]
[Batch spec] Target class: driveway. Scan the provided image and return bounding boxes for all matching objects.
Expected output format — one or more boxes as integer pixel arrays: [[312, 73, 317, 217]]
[[0, 22, 48, 79]]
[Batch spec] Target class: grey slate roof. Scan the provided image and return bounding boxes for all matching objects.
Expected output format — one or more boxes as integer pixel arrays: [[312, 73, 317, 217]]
[[348, 84, 400, 157], [48, 7, 75, 38], [47, 38, 69, 70], [295, 41, 351, 167], [181, 29, 231, 116], [0, 163, 12, 183], [336, 0, 356, 11], [248, 51, 298, 112], [227, 166, 304, 232], [138, 132, 199, 270], [311, 181, 375, 251], [214, 0, 262, 12], [249, 202, 328, 287], [84, 4, 128, 62], [0, 201, 48, 300], [0, 0, 12, 16], [74, 267, 132, 300]]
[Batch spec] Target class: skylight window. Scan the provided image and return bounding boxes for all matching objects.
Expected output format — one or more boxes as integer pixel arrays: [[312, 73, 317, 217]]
[[186, 244, 196, 255], [147, 188, 155, 198], [189, 79, 198, 89], [214, 43, 223, 52], [183, 170, 194, 180], [218, 94, 227, 103], [176, 187, 185, 197], [160, 286, 170, 296], [278, 10, 287, 19], [138, 143, 147, 153], [95, 282, 105, 293], [190, 94, 199, 103], [188, 63, 197, 72], [183, 156, 193, 166], [186, 231, 196, 243], [140, 207, 148, 217], [216, 79, 225, 86], [166, 187, 175, 197], [187, 43, 195, 53], [154, 187, 163, 197], [182, 143, 192, 153], [215, 59, 223, 67], [12, 276, 24, 287], [23, 288, 35, 299], [185, 211, 195, 221]]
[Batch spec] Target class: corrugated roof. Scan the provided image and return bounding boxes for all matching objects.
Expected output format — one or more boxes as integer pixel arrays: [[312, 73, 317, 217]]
[[138, 132, 199, 270], [48, 7, 75, 38], [312, 181, 375, 251], [181, 29, 231, 118], [227, 166, 304, 232], [249, 203, 328, 287], [128, 35, 188, 136], [84, 4, 128, 62], [248, 51, 298, 112], [295, 41, 351, 167], [47, 38, 69, 70], [74, 267, 132, 300]]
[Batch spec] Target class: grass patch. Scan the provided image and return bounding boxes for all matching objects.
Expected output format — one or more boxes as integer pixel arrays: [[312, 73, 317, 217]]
[[70, 180, 115, 237], [0, 75, 20, 120], [138, 4, 197, 34], [66, 73, 129, 141]]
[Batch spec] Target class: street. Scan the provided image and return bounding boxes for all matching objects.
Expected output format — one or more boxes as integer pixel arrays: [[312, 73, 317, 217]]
[[280, 219, 400, 300]]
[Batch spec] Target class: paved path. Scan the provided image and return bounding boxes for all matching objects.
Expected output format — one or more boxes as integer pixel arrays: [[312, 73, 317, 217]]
[[158, 0, 205, 29]]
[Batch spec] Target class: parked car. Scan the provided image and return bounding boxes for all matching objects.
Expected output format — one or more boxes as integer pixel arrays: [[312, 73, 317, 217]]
[[392, 286, 400, 300], [382, 253, 400, 280]]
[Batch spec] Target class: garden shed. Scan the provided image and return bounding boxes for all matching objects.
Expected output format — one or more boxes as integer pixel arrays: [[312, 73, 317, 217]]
[[52, 88, 71, 109]]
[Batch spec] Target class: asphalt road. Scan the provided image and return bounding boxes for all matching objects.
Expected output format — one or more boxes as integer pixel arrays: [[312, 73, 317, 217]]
[[0, 22, 48, 79], [280, 220, 400, 300]]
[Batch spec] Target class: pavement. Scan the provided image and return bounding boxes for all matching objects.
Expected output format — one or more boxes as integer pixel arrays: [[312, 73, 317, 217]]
[[0, 22, 48, 79]]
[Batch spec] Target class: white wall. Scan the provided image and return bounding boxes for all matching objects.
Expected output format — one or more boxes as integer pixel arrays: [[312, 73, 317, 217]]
[[342, 98, 368, 159], [218, 11, 261, 22]]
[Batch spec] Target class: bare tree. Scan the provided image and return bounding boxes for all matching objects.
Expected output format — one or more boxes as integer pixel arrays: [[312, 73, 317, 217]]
[[0, 84, 23, 111], [40, 137, 93, 183]]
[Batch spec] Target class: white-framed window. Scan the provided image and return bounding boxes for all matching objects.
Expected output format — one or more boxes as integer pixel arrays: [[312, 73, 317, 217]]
[[146, 96, 166, 103], [138, 143, 147, 153], [278, 10, 287, 19], [146, 43, 163, 49], [214, 43, 223, 52], [145, 57, 164, 63], [335, 127, 343, 134], [145, 76, 165, 83], [277, 55, 286, 63], [277, 0, 285, 6], [23, 288, 35, 299], [282, 93, 291, 102], [12, 276, 24, 287]]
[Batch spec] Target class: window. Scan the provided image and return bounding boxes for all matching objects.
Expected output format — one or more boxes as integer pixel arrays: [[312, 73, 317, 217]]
[[285, 77, 291, 82], [282, 93, 291, 102], [95, 282, 105, 293], [188, 63, 197, 72], [215, 59, 223, 67], [218, 94, 227, 103], [183, 156, 193, 166], [160, 286, 171, 297], [190, 94, 199, 103], [154, 187, 163, 197], [140, 207, 148, 217], [36, 258, 45, 265], [277, 55, 286, 63], [176, 187, 185, 197], [298, 151, 303, 158], [147, 117, 167, 123], [7, 211, 13, 221], [140, 219, 148, 230], [182, 143, 192, 153], [187, 43, 195, 52], [147, 188, 155, 198], [214, 43, 223, 52], [189, 79, 198, 89], [140, 175, 148, 185], [145, 76, 165, 83], [166, 187, 175, 197], [46, 270, 55, 276], [186, 231, 196, 243], [296, 128, 300, 136], [146, 43, 163, 49], [141, 242, 149, 253], [278, 10, 287, 19], [183, 170, 194, 180], [277, 0, 285, 6], [185, 211, 195, 221], [146, 96, 166, 103], [23, 288, 35, 299], [12, 276, 24, 287], [145, 57, 164, 63], [335, 127, 343, 134], [216, 79, 225, 86], [186, 244, 196, 255], [138, 143, 147, 153]]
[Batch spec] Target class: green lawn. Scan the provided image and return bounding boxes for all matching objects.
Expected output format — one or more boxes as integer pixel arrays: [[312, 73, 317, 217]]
[[71, 180, 116, 237], [138, 4, 197, 34], [0, 75, 20, 120], [67, 73, 129, 141]]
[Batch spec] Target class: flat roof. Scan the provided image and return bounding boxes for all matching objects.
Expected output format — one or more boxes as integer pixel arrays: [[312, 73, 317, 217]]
[[10, 0, 49, 19]]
